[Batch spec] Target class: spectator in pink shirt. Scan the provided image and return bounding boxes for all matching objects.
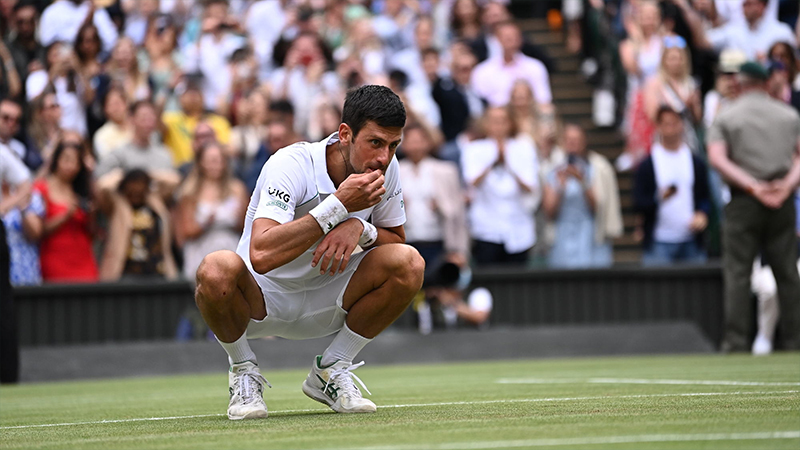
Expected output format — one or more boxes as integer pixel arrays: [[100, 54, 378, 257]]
[[470, 20, 552, 108]]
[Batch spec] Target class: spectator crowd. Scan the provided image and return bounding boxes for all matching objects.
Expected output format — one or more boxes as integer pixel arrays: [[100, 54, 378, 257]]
[[0, 0, 798, 355], [1, 0, 799, 340]]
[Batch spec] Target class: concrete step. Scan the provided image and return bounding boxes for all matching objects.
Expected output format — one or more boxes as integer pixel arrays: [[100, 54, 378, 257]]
[[553, 86, 593, 101], [551, 74, 588, 88]]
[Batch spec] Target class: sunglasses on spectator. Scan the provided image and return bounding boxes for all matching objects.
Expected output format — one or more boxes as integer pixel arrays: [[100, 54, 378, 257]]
[[16, 17, 35, 25], [0, 114, 20, 123], [62, 142, 83, 150], [663, 36, 687, 49]]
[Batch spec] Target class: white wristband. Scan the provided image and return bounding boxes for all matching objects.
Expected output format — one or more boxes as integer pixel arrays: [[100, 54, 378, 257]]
[[353, 216, 378, 247], [309, 195, 348, 234]]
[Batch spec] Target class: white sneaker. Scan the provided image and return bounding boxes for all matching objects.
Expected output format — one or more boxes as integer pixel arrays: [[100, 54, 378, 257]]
[[752, 335, 773, 356], [227, 361, 271, 420], [301, 356, 376, 413]]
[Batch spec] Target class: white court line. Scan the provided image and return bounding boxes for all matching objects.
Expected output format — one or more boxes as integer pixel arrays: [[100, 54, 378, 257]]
[[2, 390, 797, 431], [344, 431, 800, 450], [496, 377, 800, 386]]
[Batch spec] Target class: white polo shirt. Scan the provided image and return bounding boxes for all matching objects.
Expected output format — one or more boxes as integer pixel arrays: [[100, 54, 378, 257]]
[[707, 18, 796, 60], [236, 132, 406, 291]]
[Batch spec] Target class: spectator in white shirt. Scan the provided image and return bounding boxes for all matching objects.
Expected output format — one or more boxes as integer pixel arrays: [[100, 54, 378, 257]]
[[462, 106, 539, 267], [704, 0, 796, 60], [39, 0, 119, 54], [245, 0, 290, 79], [183, 0, 247, 114], [715, 0, 778, 26], [470, 20, 552, 107]]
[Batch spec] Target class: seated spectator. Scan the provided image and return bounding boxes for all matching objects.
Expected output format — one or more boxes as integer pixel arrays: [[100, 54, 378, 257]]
[[175, 142, 247, 281], [462, 107, 538, 267], [543, 124, 622, 269], [1, 158, 43, 287], [634, 106, 710, 266], [0, 98, 38, 172], [398, 123, 469, 267], [25, 41, 89, 137], [432, 42, 483, 164], [96, 100, 179, 203], [702, 0, 796, 59], [100, 169, 178, 281], [39, 0, 119, 54], [642, 36, 702, 150], [93, 87, 132, 161], [33, 138, 98, 282], [162, 81, 232, 167], [470, 20, 552, 108], [25, 91, 62, 170]]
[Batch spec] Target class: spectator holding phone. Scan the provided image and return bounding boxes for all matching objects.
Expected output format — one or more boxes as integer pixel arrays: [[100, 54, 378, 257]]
[[33, 136, 98, 282], [543, 123, 622, 269], [634, 106, 711, 266]]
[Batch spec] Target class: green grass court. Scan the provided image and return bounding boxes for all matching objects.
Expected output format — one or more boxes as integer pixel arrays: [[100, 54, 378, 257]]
[[1, 353, 798, 449]]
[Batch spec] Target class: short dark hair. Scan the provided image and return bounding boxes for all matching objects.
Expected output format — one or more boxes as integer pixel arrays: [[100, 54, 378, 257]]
[[13, 0, 36, 13], [118, 169, 151, 193], [269, 99, 295, 116], [341, 85, 406, 137], [655, 105, 681, 123]]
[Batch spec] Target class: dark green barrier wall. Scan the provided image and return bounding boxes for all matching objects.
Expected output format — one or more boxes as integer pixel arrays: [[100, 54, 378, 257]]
[[14, 265, 724, 347]]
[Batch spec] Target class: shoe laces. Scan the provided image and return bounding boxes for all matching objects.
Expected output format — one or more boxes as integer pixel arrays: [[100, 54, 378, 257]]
[[325, 361, 372, 397], [234, 369, 271, 404]]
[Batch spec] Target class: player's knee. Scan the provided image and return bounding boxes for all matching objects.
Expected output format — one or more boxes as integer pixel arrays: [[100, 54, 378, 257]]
[[195, 250, 243, 302], [391, 245, 425, 293]]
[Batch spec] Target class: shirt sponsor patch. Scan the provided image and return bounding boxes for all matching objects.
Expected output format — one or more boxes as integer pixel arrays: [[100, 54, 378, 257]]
[[267, 186, 291, 203]]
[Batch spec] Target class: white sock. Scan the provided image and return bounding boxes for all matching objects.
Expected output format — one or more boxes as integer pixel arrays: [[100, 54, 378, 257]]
[[320, 323, 372, 366], [217, 333, 257, 366]]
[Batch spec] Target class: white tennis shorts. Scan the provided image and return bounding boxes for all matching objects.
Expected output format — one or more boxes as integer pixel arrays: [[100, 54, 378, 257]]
[[246, 249, 372, 340]]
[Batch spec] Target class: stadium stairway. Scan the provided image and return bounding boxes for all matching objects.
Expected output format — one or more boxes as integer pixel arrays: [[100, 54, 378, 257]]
[[519, 19, 641, 264]]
